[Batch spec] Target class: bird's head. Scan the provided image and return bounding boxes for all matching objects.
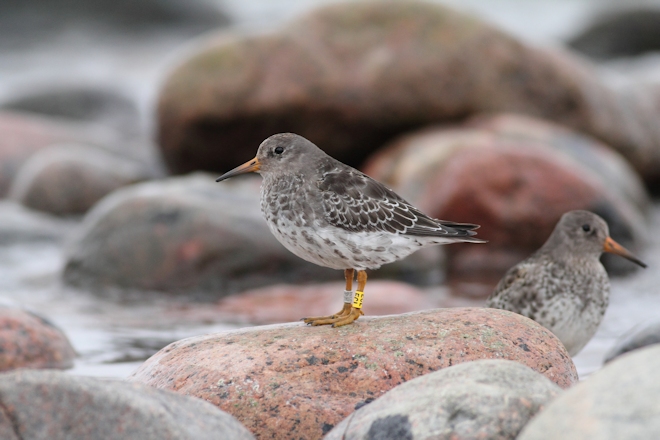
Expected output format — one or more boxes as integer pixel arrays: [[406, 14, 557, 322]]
[[548, 210, 646, 268], [215, 133, 326, 182]]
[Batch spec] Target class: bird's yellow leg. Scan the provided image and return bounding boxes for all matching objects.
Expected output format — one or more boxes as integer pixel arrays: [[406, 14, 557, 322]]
[[330, 270, 366, 328], [303, 269, 355, 324]]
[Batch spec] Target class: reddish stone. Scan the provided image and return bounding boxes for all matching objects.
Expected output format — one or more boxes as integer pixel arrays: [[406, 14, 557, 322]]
[[363, 114, 648, 279], [156, 2, 660, 184], [130, 307, 577, 440], [0, 306, 75, 371]]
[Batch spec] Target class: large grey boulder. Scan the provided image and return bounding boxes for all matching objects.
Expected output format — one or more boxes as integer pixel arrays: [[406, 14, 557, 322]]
[[325, 359, 562, 440], [519, 344, 660, 440], [62, 173, 337, 296], [0, 370, 254, 440]]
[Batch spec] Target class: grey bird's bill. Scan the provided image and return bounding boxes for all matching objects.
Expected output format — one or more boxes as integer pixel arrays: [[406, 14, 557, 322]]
[[216, 157, 261, 182], [604, 236, 647, 268]]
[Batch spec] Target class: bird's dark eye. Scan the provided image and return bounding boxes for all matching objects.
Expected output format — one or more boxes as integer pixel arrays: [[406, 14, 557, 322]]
[[274, 146, 284, 154], [582, 224, 591, 232]]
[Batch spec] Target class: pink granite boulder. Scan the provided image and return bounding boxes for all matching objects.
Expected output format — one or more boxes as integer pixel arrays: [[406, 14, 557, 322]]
[[0, 305, 75, 371], [130, 307, 577, 440], [363, 114, 648, 279], [157, 1, 660, 184]]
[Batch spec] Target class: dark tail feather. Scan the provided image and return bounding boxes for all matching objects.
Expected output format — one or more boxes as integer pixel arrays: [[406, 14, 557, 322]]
[[437, 220, 487, 242]]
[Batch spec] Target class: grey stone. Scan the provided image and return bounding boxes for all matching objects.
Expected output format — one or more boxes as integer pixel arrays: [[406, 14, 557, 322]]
[[0, 370, 254, 440], [569, 9, 660, 60], [9, 144, 154, 216], [604, 319, 660, 363], [519, 345, 660, 440], [0, 0, 230, 49], [62, 173, 338, 296], [325, 359, 562, 440]]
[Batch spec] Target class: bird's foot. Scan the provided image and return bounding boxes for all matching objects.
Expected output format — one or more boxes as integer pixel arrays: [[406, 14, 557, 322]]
[[303, 306, 363, 327], [302, 302, 352, 324]]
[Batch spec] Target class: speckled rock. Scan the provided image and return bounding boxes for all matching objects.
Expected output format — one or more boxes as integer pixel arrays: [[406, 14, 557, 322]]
[[8, 144, 153, 216], [519, 345, 660, 440], [62, 173, 337, 296], [130, 307, 577, 440], [0, 305, 75, 371], [604, 319, 660, 363], [325, 359, 562, 440], [363, 114, 649, 278], [157, 1, 660, 184], [0, 370, 254, 440]]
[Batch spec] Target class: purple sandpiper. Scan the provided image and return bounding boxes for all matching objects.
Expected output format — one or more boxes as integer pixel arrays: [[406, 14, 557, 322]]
[[486, 210, 646, 356], [216, 133, 485, 327]]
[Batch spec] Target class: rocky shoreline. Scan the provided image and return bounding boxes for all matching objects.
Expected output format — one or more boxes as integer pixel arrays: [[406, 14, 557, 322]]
[[1, 1, 660, 438]]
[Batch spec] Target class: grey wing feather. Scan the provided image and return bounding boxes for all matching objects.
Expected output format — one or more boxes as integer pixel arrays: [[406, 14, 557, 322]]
[[316, 167, 482, 239]]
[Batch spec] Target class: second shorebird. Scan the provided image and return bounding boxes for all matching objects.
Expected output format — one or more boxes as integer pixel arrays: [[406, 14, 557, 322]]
[[486, 210, 646, 356], [216, 133, 485, 327]]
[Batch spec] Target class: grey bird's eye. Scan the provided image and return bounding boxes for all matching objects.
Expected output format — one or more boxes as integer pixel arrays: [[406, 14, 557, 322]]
[[582, 224, 591, 232], [274, 146, 284, 154]]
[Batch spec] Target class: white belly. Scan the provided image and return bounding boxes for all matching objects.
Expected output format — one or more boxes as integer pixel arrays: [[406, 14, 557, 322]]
[[265, 218, 436, 271]]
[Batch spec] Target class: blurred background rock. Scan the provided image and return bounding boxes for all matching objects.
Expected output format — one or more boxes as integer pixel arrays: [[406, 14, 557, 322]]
[[0, 0, 659, 380]]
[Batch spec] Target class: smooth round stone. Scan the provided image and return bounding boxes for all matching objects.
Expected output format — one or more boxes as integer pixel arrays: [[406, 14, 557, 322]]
[[519, 345, 660, 440], [0, 370, 254, 440], [325, 359, 562, 440], [130, 307, 577, 440]]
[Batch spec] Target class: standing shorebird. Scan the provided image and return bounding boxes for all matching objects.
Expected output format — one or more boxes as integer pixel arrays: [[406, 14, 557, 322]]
[[486, 210, 646, 356], [216, 133, 485, 327]]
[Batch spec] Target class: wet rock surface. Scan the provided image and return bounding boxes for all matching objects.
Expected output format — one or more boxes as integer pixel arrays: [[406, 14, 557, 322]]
[[157, 1, 660, 183], [604, 319, 660, 363], [519, 345, 660, 440], [62, 174, 338, 296], [363, 114, 649, 278], [9, 144, 154, 216], [130, 307, 577, 440], [0, 305, 75, 371], [325, 359, 562, 440], [0, 369, 254, 440]]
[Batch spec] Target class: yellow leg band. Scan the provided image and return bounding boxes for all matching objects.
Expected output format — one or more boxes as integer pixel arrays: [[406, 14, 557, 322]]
[[352, 291, 364, 309]]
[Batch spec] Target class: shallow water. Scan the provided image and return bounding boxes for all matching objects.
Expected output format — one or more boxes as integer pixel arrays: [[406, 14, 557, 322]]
[[1, 0, 660, 380]]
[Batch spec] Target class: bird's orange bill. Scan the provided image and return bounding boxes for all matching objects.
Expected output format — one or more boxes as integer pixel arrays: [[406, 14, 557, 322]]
[[215, 157, 261, 182], [603, 237, 647, 268]]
